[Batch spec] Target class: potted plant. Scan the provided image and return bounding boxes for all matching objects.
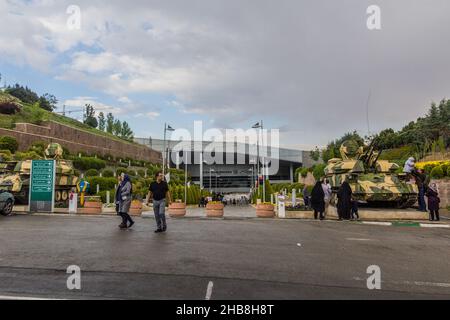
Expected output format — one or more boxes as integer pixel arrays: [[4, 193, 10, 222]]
[[256, 202, 275, 218], [206, 201, 224, 217], [130, 196, 144, 216], [169, 200, 187, 217], [81, 196, 102, 215]]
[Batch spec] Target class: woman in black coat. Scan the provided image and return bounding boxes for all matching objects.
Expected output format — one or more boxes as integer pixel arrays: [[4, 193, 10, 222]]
[[337, 181, 352, 220], [310, 181, 325, 220], [425, 183, 440, 221]]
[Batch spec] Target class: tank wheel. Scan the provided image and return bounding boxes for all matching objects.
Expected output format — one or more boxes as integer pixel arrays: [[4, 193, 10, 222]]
[[61, 191, 69, 201], [55, 191, 62, 202], [1, 199, 14, 216]]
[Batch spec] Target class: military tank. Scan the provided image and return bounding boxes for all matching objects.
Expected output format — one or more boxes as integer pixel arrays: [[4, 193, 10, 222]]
[[0, 143, 79, 206], [325, 140, 418, 208]]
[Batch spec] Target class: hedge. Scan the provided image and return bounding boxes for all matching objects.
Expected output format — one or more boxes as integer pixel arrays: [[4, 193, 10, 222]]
[[430, 166, 444, 179], [85, 169, 99, 177], [0, 136, 19, 153], [85, 177, 118, 193], [73, 157, 106, 170], [102, 169, 114, 177]]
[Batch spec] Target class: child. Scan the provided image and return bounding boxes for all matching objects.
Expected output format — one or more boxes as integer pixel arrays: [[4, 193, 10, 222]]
[[351, 197, 360, 220]]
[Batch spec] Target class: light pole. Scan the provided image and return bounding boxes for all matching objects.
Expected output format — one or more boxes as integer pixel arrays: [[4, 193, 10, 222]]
[[252, 121, 265, 202], [209, 168, 215, 194], [163, 123, 175, 177]]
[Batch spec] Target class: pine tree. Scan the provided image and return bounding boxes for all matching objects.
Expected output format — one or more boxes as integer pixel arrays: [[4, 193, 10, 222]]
[[113, 119, 122, 136], [98, 112, 106, 131], [120, 121, 134, 141], [106, 113, 114, 134]]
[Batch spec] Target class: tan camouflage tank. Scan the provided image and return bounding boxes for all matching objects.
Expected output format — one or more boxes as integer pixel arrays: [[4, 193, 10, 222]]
[[0, 143, 79, 205], [325, 140, 418, 208]]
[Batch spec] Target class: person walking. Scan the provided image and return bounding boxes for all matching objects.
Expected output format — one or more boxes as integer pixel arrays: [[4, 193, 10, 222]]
[[310, 181, 325, 220], [147, 171, 172, 233], [322, 179, 332, 218], [337, 181, 352, 220], [118, 173, 134, 229], [425, 183, 440, 221]]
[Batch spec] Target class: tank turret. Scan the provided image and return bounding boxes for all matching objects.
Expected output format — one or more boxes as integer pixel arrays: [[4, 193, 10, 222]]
[[325, 140, 418, 208]]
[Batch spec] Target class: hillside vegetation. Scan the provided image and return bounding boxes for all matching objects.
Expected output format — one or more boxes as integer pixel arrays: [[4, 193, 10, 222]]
[[0, 91, 138, 145]]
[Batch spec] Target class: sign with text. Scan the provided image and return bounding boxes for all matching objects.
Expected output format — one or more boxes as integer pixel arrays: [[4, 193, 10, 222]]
[[29, 160, 56, 213]]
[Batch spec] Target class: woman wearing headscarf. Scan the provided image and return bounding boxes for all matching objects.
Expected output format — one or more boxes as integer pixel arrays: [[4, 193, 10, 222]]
[[425, 183, 440, 221], [310, 181, 325, 220], [337, 181, 352, 220], [118, 173, 134, 229]]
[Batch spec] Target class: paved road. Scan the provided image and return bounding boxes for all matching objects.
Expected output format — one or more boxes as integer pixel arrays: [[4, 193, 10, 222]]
[[0, 214, 449, 300]]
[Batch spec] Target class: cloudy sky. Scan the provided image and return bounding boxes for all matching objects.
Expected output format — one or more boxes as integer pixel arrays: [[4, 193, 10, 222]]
[[1, 0, 449, 150]]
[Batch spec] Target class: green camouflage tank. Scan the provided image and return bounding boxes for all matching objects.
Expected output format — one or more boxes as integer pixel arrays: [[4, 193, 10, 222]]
[[324, 140, 418, 208], [0, 143, 79, 205]]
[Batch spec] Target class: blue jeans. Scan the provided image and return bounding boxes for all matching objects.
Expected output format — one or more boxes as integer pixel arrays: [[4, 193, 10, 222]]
[[418, 187, 426, 211], [153, 199, 167, 230]]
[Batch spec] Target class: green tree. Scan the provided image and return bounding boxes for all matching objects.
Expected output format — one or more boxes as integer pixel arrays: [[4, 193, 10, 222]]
[[98, 112, 106, 131], [106, 113, 114, 134], [83, 104, 98, 128], [5, 84, 39, 104], [121, 121, 134, 141], [113, 119, 122, 136], [310, 147, 320, 161], [38, 93, 58, 112], [322, 131, 364, 162]]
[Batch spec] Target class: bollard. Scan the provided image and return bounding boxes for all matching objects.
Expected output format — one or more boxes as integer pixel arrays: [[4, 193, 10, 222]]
[[106, 191, 110, 204], [96, 184, 100, 194], [292, 189, 296, 206]]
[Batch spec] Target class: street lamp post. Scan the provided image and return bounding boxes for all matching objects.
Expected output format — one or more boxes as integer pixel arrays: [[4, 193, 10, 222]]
[[209, 168, 215, 194], [163, 123, 175, 177], [252, 121, 265, 202]]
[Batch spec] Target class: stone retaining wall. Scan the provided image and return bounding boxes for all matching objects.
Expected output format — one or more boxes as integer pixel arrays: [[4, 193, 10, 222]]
[[0, 121, 162, 163], [431, 179, 450, 209]]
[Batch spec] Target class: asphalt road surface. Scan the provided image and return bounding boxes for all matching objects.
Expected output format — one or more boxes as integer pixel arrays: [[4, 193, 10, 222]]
[[0, 214, 449, 300]]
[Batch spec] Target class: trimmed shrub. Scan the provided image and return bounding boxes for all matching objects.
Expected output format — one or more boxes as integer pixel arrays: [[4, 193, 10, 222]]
[[14, 151, 41, 160], [430, 166, 444, 179], [0, 136, 19, 153], [28, 141, 46, 157], [116, 167, 128, 176], [85, 169, 99, 177], [73, 157, 106, 171], [86, 177, 118, 193], [102, 169, 114, 178], [447, 166, 450, 177], [0, 149, 12, 161], [98, 189, 116, 204]]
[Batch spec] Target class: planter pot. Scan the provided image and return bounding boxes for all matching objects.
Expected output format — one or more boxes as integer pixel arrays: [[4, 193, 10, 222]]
[[256, 203, 275, 218], [80, 201, 102, 215], [169, 202, 187, 217], [130, 200, 143, 216], [206, 203, 224, 217]]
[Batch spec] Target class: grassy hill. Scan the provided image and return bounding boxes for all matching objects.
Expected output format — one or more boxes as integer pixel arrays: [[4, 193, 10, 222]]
[[0, 91, 138, 145]]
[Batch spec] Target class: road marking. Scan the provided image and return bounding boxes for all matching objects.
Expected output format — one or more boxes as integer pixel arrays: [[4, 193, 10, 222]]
[[0, 295, 64, 300], [361, 222, 392, 226], [205, 281, 214, 300], [419, 223, 450, 228], [353, 277, 450, 288], [297, 243, 302, 247], [346, 238, 375, 241]]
